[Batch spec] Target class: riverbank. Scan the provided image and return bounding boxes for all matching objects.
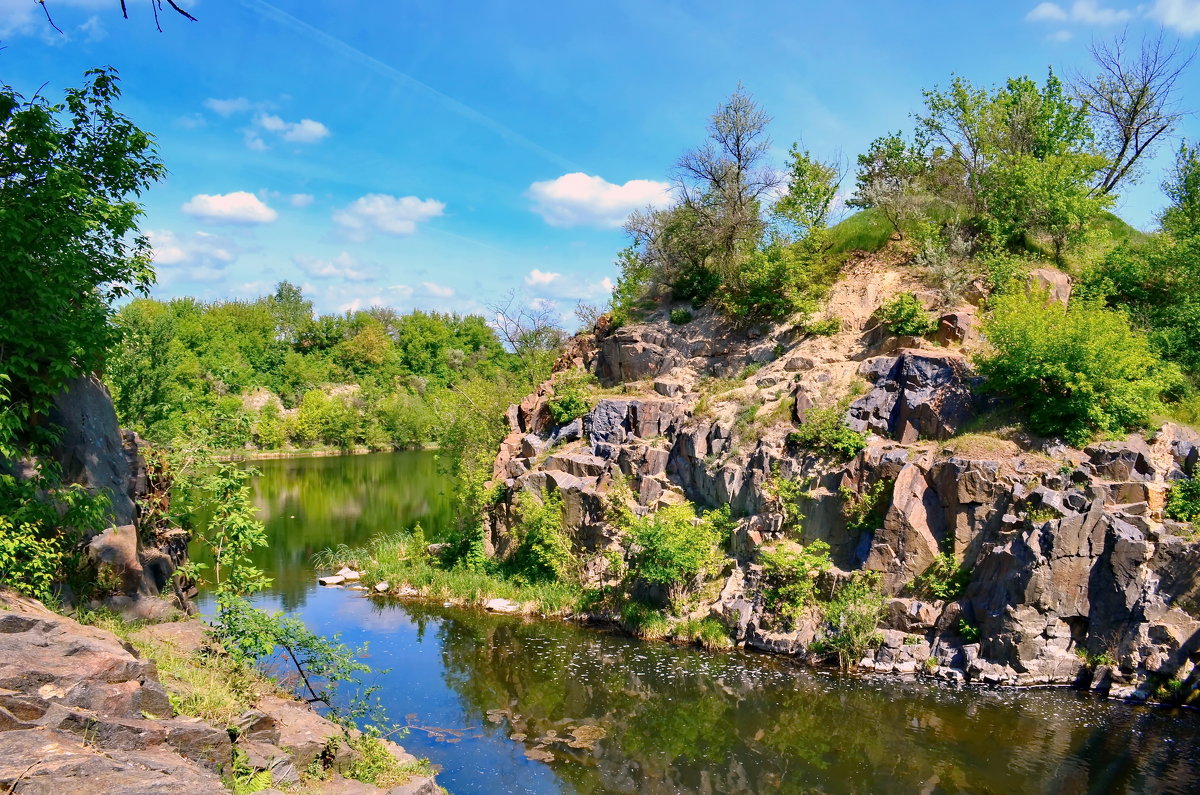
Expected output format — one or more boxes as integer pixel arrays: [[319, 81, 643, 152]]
[[0, 589, 442, 794], [212, 444, 437, 462]]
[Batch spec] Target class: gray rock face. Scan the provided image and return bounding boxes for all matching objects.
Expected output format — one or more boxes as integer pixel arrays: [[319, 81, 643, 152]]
[[47, 375, 140, 526], [846, 351, 976, 442], [489, 302, 1200, 698]]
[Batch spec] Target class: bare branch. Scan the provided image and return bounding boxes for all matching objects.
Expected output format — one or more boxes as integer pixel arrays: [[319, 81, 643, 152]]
[[1075, 31, 1196, 195], [38, 1, 64, 34]]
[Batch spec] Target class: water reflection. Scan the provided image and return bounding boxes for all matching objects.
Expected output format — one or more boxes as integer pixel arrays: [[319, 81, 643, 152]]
[[193, 451, 452, 610], [200, 453, 1200, 794]]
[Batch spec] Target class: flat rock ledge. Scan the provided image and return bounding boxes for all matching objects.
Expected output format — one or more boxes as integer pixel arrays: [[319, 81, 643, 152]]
[[0, 589, 439, 794]]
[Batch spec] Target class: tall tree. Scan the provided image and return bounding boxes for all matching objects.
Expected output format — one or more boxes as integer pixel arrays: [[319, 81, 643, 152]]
[[1, 67, 164, 452], [1076, 32, 1194, 196], [673, 86, 781, 275]]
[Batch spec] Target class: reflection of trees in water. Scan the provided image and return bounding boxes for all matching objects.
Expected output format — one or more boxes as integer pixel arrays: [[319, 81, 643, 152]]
[[191, 452, 454, 610], [412, 603, 1200, 794]]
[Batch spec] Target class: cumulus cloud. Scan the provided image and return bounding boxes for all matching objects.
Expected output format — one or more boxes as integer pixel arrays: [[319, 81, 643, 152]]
[[1025, 1, 1134, 25], [333, 194, 445, 241], [255, 113, 330, 144], [524, 269, 562, 286], [1150, 0, 1200, 34], [289, 193, 315, 208], [294, 252, 374, 282], [527, 172, 673, 228], [182, 191, 279, 224]]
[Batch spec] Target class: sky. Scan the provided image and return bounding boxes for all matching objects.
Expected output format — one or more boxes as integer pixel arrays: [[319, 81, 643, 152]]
[[3, 0, 1200, 323]]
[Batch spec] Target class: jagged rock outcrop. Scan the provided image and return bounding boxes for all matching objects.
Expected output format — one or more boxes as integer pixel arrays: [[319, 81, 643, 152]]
[[485, 260, 1200, 701]]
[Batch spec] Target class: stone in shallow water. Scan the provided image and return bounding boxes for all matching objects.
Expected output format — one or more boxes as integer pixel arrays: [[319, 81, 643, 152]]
[[484, 598, 521, 614], [335, 567, 361, 581], [318, 575, 345, 586]]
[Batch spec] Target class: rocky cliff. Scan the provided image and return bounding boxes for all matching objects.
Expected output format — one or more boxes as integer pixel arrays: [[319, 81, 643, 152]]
[[486, 257, 1200, 701]]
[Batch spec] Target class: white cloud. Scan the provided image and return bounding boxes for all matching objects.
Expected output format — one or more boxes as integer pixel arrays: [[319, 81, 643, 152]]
[[1027, 2, 1069, 21], [387, 284, 415, 298], [244, 132, 269, 152], [1070, 0, 1133, 23], [181, 191, 279, 224], [525, 269, 562, 286], [422, 282, 455, 298], [338, 297, 389, 314], [1025, 1, 1134, 25], [204, 97, 256, 116], [290, 193, 315, 208], [527, 172, 673, 227], [294, 252, 374, 282], [254, 113, 330, 144], [1150, 0, 1200, 34], [333, 194, 445, 240], [146, 229, 242, 286], [1048, 29, 1074, 41]]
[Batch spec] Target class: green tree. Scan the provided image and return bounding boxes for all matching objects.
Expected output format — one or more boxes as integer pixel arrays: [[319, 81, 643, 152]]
[[1, 68, 163, 447], [1161, 141, 1200, 239], [773, 145, 840, 241]]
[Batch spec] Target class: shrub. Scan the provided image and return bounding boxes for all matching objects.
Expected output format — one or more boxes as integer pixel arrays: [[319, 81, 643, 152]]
[[958, 617, 981, 643], [759, 540, 833, 627], [511, 492, 573, 583], [1166, 478, 1200, 524], [877, 292, 938, 337], [911, 552, 971, 600], [547, 370, 594, 426], [788, 401, 868, 460], [620, 600, 671, 639], [763, 469, 812, 529], [626, 503, 725, 605], [839, 478, 893, 533], [975, 290, 1180, 446], [823, 571, 886, 670], [669, 308, 694, 325], [675, 617, 734, 650], [716, 241, 822, 323], [803, 316, 842, 336]]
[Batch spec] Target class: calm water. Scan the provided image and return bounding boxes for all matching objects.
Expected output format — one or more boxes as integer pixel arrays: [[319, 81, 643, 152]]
[[200, 453, 1200, 794]]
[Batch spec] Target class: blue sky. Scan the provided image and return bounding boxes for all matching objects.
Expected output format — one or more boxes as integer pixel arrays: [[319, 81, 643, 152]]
[[3, 0, 1199, 322]]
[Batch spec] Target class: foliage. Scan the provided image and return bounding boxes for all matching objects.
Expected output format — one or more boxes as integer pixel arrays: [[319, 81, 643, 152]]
[[911, 553, 971, 600], [546, 370, 594, 426], [716, 238, 826, 322], [839, 478, 893, 534], [625, 503, 726, 604], [876, 293, 939, 337], [975, 289, 1180, 446], [823, 572, 886, 670], [788, 400, 868, 460], [1, 68, 163, 451], [510, 492, 574, 584], [343, 732, 433, 788], [1166, 477, 1200, 525], [763, 468, 811, 529], [773, 145, 840, 239], [958, 617, 981, 643], [1162, 140, 1200, 239], [669, 308, 694, 325], [759, 540, 833, 627], [0, 461, 110, 602]]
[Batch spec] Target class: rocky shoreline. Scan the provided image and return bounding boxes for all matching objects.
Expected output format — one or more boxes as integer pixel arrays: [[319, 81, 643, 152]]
[[0, 589, 441, 794]]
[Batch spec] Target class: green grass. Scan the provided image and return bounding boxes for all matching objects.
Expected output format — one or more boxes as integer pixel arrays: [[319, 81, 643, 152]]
[[316, 532, 583, 614], [79, 608, 277, 726], [342, 734, 435, 788], [826, 209, 895, 255], [673, 617, 734, 650], [619, 600, 671, 639]]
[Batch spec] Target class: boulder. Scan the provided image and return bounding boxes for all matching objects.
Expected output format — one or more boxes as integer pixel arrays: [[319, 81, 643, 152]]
[[0, 590, 171, 720], [1029, 267, 1072, 305], [846, 350, 975, 442]]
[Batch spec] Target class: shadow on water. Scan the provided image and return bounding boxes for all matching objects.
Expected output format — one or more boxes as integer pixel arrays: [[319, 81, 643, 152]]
[[200, 452, 1200, 795]]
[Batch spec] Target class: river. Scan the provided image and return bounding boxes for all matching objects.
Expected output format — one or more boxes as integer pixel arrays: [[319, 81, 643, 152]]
[[197, 452, 1200, 794]]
